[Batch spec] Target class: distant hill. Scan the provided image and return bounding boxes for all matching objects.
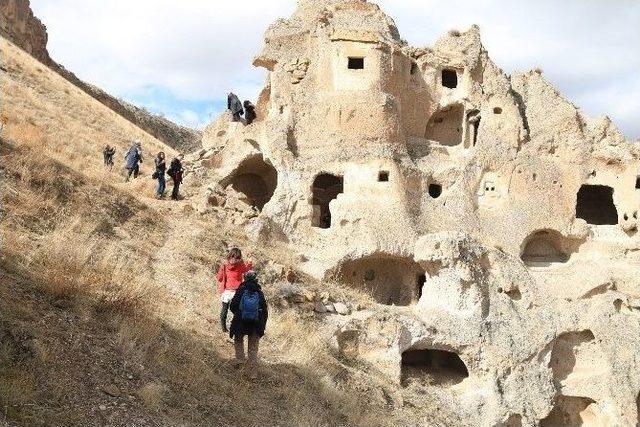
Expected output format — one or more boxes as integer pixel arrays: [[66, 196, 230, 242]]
[[0, 0, 202, 153]]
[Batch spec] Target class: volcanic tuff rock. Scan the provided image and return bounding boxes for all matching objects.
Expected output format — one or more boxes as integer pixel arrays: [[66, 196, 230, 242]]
[[192, 0, 640, 425], [0, 0, 202, 152]]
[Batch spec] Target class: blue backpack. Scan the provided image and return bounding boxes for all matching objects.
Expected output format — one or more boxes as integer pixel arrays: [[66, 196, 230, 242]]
[[240, 291, 261, 322]]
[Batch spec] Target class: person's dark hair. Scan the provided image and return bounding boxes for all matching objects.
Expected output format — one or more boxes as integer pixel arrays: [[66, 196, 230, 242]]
[[227, 247, 242, 260], [157, 151, 165, 158]]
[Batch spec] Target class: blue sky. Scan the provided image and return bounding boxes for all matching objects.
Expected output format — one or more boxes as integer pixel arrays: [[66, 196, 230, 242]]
[[32, 0, 640, 139]]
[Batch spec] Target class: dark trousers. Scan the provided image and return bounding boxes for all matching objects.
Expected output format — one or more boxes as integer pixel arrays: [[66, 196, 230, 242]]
[[231, 112, 242, 122], [220, 302, 230, 332], [126, 165, 139, 181], [171, 179, 181, 200]]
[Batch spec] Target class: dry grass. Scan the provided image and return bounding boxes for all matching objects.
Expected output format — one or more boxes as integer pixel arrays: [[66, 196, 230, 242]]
[[26, 222, 156, 315]]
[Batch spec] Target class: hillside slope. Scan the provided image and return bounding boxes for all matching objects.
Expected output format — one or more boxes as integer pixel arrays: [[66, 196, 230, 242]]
[[0, 0, 202, 152], [0, 38, 449, 427]]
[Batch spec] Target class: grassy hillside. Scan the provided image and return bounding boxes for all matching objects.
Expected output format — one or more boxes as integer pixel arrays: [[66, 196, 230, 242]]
[[0, 39, 437, 427]]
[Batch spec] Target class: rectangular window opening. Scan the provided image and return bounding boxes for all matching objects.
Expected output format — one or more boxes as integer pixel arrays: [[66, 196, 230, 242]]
[[378, 171, 389, 182], [410, 62, 419, 75], [348, 57, 364, 70], [636, 176, 640, 189], [441, 69, 458, 89]]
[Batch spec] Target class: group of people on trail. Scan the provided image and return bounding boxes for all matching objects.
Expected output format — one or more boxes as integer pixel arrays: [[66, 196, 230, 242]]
[[102, 141, 183, 200], [216, 248, 268, 379], [99, 90, 258, 198], [153, 151, 184, 200], [227, 92, 256, 125]]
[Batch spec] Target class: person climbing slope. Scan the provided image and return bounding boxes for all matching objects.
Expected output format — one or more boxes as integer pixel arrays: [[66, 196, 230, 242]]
[[124, 141, 143, 182], [216, 248, 253, 333], [227, 92, 244, 122], [229, 270, 268, 379], [103, 145, 116, 169], [167, 154, 184, 200], [243, 100, 256, 125], [153, 151, 166, 198]]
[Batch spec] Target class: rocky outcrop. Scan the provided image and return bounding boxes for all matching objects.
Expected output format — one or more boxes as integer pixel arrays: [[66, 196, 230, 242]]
[[0, 0, 201, 152], [192, 0, 640, 425], [0, 0, 50, 64]]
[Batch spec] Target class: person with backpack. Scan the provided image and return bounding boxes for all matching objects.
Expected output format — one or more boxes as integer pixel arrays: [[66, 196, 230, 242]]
[[103, 145, 116, 169], [229, 270, 268, 378], [167, 154, 184, 200], [153, 151, 166, 198], [216, 248, 253, 333], [243, 100, 256, 125], [124, 141, 143, 182]]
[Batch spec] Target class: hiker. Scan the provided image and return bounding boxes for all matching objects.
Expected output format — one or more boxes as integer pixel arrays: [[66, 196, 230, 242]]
[[124, 141, 143, 182], [153, 151, 166, 198], [167, 154, 184, 200], [103, 145, 116, 169], [216, 248, 253, 333], [243, 100, 256, 125], [227, 92, 244, 122], [229, 270, 268, 377]]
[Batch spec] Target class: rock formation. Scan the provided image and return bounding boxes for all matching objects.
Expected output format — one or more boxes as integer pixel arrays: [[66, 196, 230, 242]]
[[0, 0, 202, 152], [192, 0, 640, 425], [0, 0, 50, 64]]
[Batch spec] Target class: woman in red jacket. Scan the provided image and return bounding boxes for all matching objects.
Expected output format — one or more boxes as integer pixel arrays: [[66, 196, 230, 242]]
[[216, 248, 253, 333]]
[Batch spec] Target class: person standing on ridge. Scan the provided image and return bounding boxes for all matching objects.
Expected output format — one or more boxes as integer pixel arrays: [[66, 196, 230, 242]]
[[227, 92, 244, 122], [167, 154, 184, 200], [229, 270, 268, 379], [124, 141, 143, 182], [243, 100, 256, 125], [103, 145, 116, 169], [216, 248, 253, 333], [153, 151, 166, 198]]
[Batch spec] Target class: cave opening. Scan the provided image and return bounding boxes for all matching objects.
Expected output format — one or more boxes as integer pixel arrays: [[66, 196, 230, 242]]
[[575, 184, 618, 225], [221, 155, 277, 210], [401, 348, 469, 387], [312, 173, 344, 229], [334, 255, 423, 305]]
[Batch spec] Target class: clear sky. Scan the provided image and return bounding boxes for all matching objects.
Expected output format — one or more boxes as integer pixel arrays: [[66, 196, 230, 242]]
[[32, 0, 640, 140]]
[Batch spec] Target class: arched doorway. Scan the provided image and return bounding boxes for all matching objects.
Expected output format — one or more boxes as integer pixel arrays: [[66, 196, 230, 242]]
[[425, 104, 464, 146], [221, 155, 277, 210], [520, 230, 569, 266]]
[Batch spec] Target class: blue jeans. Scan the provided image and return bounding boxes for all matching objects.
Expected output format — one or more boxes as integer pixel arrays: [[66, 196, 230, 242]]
[[157, 174, 166, 196]]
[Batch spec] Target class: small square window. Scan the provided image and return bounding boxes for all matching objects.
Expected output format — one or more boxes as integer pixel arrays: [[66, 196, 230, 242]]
[[441, 69, 458, 88], [378, 171, 389, 182], [485, 181, 496, 192], [493, 107, 502, 114], [348, 57, 364, 70]]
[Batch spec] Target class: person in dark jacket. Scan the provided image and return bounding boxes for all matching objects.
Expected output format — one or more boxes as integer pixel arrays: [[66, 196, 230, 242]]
[[103, 145, 116, 169], [243, 100, 256, 125], [154, 152, 166, 198], [167, 154, 184, 200], [227, 92, 244, 122], [229, 270, 268, 378], [124, 141, 143, 182]]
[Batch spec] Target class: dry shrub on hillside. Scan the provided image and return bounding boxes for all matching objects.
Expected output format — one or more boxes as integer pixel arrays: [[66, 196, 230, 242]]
[[27, 219, 157, 315]]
